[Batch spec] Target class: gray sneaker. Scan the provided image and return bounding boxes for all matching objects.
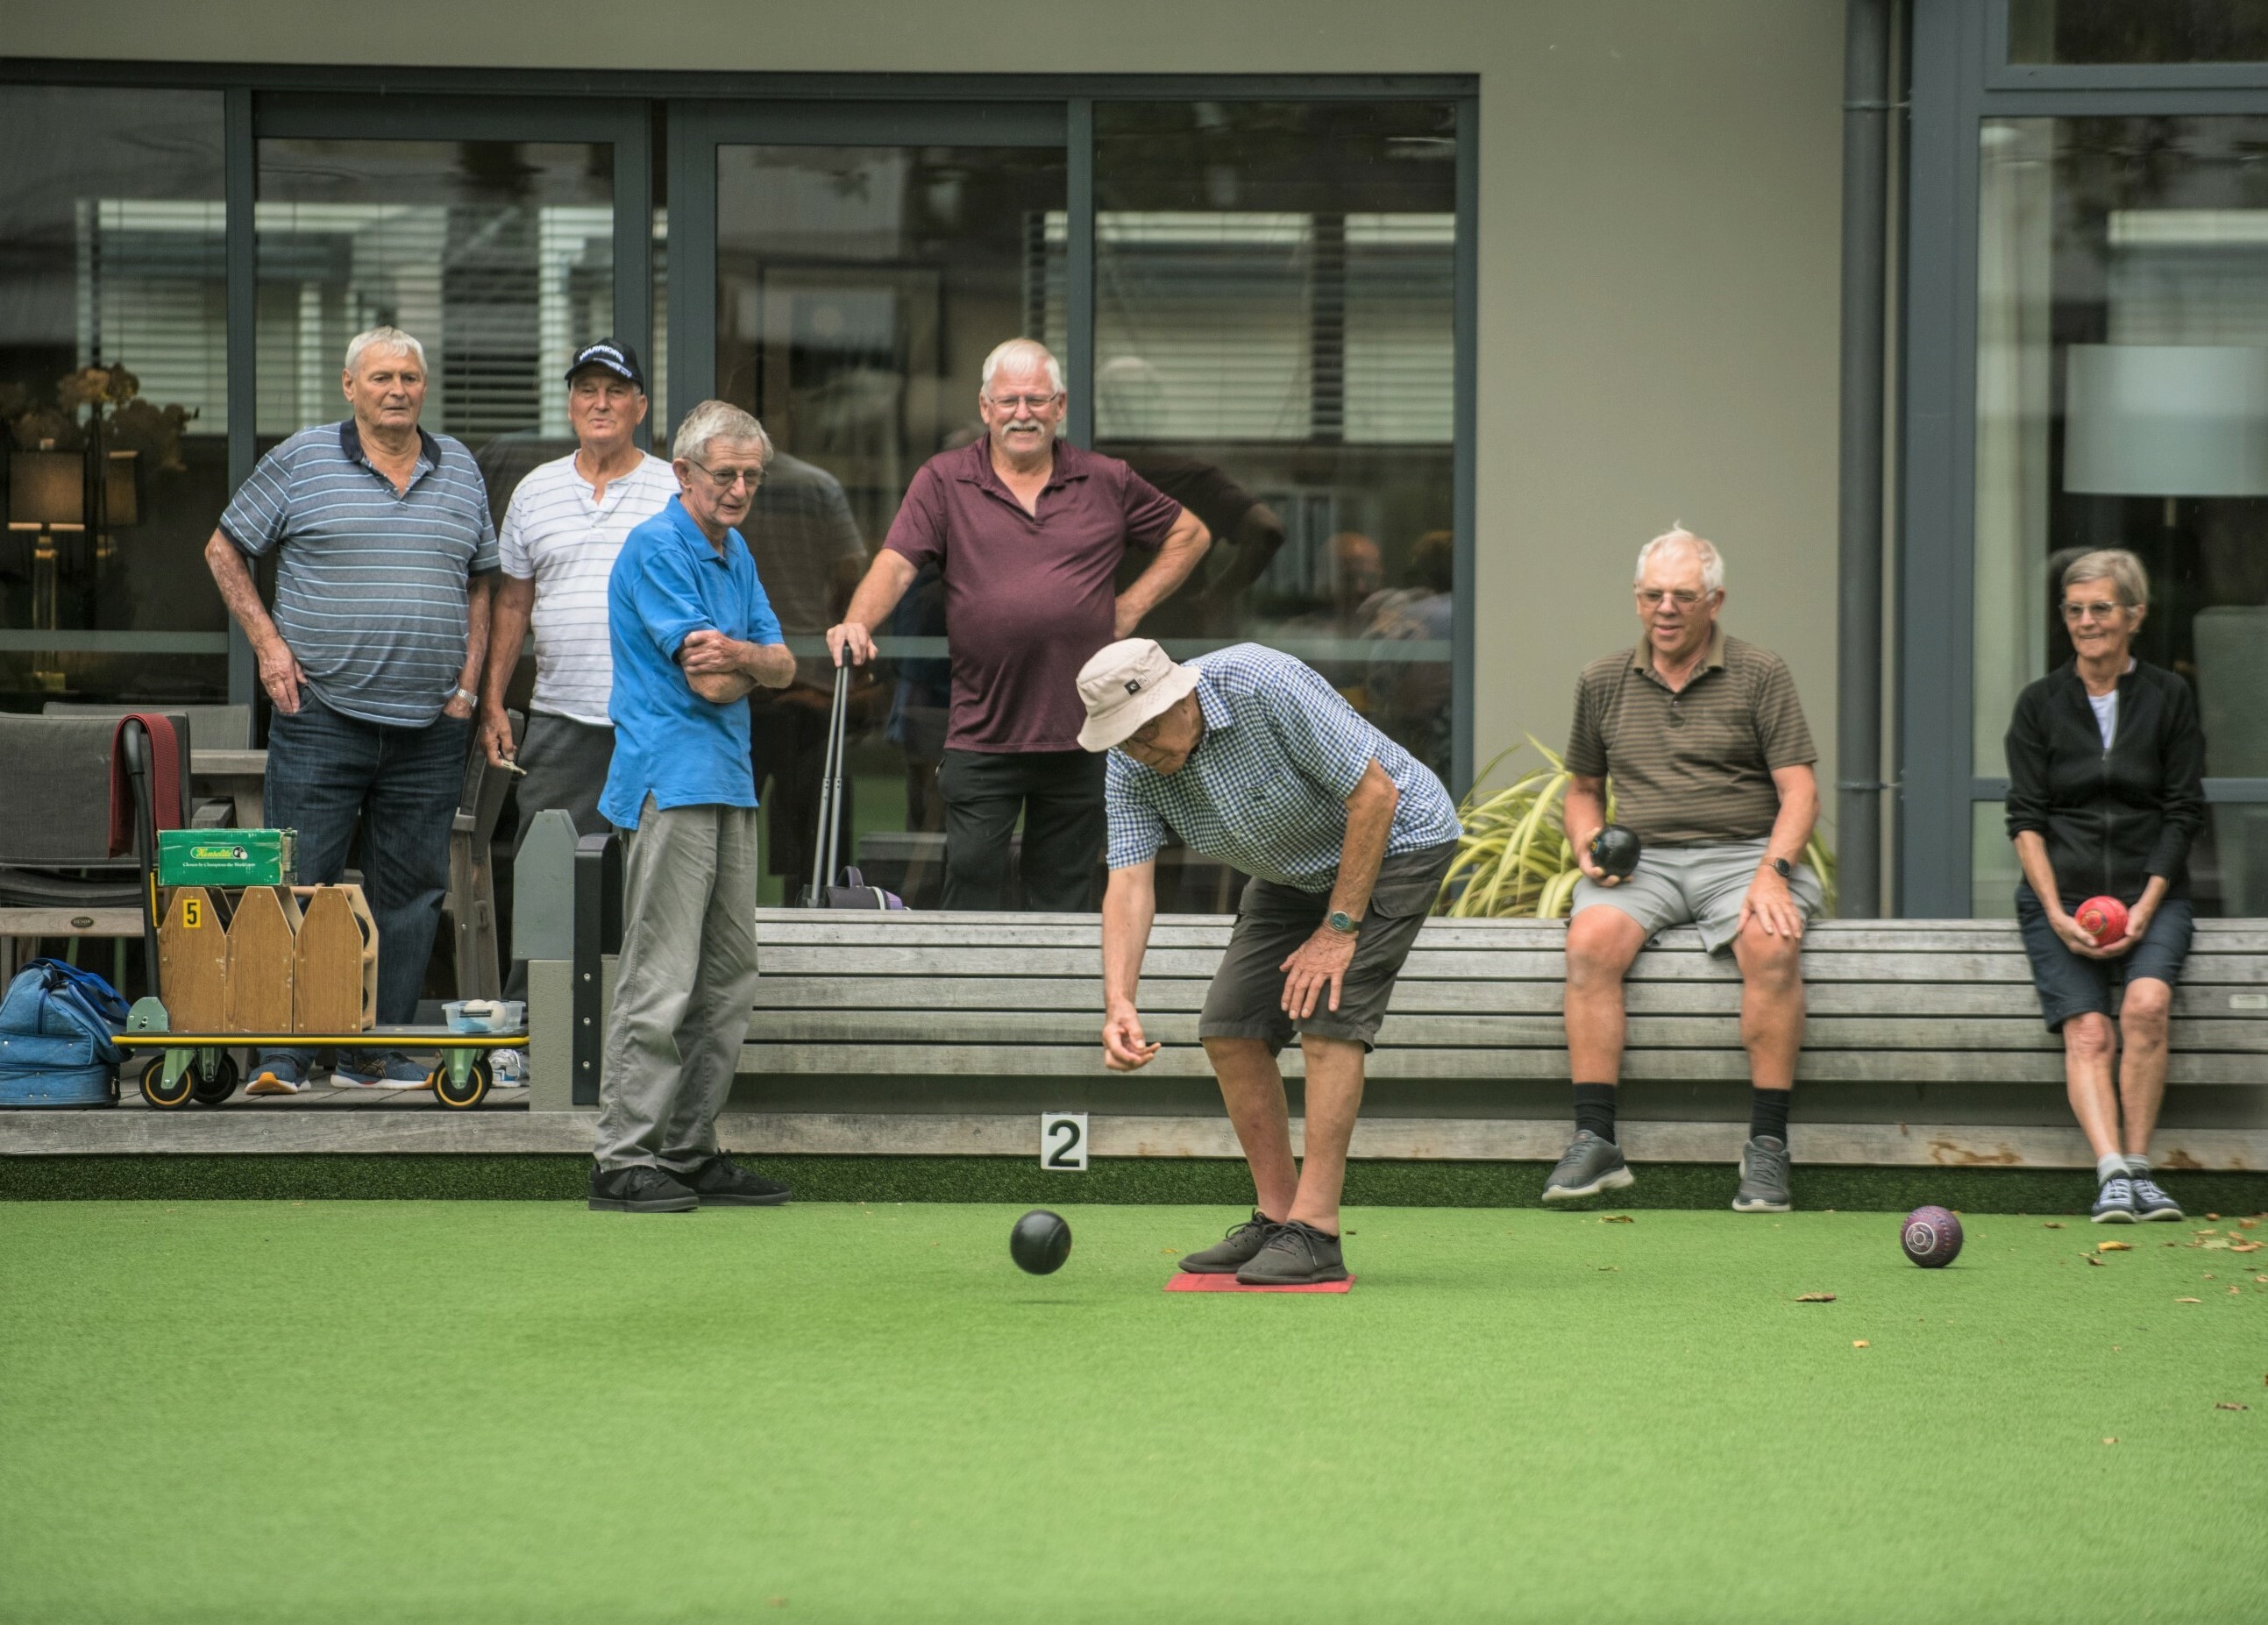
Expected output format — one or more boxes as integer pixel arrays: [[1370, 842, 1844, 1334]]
[[1542, 1130, 1634, 1203], [2091, 1176, 2136, 1224], [1235, 1220, 1347, 1285], [1731, 1134, 1793, 1213], [2129, 1176, 2182, 1222], [1178, 1210, 1277, 1274]]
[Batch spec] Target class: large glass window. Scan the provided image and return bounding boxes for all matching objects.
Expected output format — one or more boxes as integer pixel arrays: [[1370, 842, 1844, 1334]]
[[2008, 1, 2268, 64], [1084, 102, 1459, 794], [1973, 115, 2268, 914], [0, 87, 229, 708], [255, 138, 615, 516], [714, 140, 1068, 906]]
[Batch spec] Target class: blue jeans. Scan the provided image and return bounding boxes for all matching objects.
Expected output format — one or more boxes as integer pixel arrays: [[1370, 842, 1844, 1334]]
[[265, 692, 470, 1025]]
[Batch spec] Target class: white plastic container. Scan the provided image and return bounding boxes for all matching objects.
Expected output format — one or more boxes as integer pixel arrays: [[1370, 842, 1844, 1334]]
[[444, 999, 526, 1034]]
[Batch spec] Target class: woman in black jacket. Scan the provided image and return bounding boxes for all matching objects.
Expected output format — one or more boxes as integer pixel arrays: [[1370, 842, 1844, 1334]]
[[2004, 549, 2207, 1225]]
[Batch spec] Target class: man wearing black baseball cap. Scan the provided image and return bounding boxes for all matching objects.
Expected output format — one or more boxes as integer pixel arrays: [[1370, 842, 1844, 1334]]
[[480, 338, 676, 1009]]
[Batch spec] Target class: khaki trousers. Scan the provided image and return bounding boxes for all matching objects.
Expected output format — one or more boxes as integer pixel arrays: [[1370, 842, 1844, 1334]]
[[593, 798, 760, 1172]]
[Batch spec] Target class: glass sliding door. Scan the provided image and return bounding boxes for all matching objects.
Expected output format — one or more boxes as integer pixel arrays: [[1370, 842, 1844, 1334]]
[[1971, 114, 2268, 915], [707, 124, 1068, 907]]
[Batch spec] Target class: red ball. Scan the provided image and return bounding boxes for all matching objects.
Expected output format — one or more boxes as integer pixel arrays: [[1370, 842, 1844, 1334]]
[[1901, 1205, 1964, 1268], [2075, 895, 2129, 945]]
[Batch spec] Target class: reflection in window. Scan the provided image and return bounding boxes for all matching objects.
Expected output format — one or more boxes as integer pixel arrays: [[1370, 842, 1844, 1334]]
[[0, 86, 230, 706], [1079, 101, 1460, 824], [1973, 117, 2268, 914], [255, 140, 615, 458], [2009, 0, 2268, 64], [715, 143, 1066, 906]]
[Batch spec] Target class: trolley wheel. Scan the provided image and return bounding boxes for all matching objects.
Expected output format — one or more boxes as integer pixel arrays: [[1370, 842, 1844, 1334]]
[[189, 1053, 241, 1107], [139, 1054, 195, 1110], [432, 1056, 491, 1111]]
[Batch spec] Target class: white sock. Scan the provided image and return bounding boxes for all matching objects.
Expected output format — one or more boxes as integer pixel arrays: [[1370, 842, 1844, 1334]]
[[2124, 1154, 2151, 1178], [2097, 1153, 2130, 1186]]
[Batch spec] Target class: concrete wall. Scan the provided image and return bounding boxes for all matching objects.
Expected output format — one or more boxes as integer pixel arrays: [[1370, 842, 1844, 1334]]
[[11, 0, 1847, 817]]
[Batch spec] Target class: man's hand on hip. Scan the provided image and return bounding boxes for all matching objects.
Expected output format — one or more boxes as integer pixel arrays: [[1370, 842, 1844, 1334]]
[[256, 636, 305, 715], [1102, 1004, 1160, 1071], [1738, 866, 1808, 940], [1280, 926, 1358, 1020]]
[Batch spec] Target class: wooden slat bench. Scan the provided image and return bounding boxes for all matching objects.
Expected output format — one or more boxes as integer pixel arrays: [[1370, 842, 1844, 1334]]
[[723, 912, 2268, 1170]]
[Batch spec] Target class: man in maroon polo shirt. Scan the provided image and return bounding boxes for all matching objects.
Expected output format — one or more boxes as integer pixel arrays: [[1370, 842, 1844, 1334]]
[[828, 337, 1211, 910]]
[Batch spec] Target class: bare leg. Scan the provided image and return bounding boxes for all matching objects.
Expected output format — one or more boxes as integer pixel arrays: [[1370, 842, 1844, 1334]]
[[1288, 1035, 1367, 1234], [1564, 906, 1648, 1082], [2061, 1011, 2122, 1162], [1201, 1035, 1298, 1221], [1731, 915, 1806, 1093], [2115, 979, 2172, 1159]]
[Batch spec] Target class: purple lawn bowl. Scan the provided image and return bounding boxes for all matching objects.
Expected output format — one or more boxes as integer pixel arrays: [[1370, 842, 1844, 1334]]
[[1901, 1205, 1964, 1268]]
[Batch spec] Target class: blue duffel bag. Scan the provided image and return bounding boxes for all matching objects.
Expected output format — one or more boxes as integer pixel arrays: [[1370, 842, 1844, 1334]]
[[0, 957, 130, 1106]]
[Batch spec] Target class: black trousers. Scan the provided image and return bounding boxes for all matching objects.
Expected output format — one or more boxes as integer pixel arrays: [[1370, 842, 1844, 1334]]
[[938, 748, 1105, 912]]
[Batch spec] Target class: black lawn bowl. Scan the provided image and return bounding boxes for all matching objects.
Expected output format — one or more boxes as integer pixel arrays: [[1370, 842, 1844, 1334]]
[[1589, 824, 1642, 881], [1010, 1209, 1073, 1275], [1901, 1205, 1964, 1268]]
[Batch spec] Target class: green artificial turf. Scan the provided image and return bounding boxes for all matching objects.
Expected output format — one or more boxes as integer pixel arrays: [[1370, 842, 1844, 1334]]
[[3, 1203, 2263, 1625], [11, 1153, 2268, 1215]]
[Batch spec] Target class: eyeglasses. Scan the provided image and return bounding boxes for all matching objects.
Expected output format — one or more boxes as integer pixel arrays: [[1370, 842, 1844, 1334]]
[[2061, 600, 2126, 622], [985, 393, 1063, 414], [1636, 589, 1712, 610], [685, 458, 764, 491]]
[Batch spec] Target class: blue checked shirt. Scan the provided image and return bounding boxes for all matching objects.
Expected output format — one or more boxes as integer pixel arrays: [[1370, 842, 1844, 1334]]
[[1105, 643, 1462, 891]]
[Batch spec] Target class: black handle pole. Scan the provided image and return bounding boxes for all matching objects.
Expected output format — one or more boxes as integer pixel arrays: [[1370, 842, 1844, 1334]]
[[123, 721, 163, 1001]]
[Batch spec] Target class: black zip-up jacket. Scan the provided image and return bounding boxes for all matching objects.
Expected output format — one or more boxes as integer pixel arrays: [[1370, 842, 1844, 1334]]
[[2003, 658, 2206, 908]]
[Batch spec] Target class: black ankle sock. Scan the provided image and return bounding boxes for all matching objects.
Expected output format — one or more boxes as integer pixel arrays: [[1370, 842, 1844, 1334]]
[[1573, 1083, 1618, 1143], [1749, 1088, 1791, 1144]]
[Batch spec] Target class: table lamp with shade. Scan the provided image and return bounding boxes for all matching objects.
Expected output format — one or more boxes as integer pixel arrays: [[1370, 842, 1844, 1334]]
[[2064, 342, 2268, 911], [6, 446, 87, 692]]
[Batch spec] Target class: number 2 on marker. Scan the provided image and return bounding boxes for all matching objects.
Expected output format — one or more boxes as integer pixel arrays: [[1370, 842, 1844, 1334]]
[[1041, 1112, 1088, 1171]]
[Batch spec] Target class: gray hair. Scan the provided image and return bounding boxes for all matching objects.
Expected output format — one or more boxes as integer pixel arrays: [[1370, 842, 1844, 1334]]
[[981, 337, 1065, 396], [2061, 548, 2150, 610], [1634, 524, 1724, 594], [671, 399, 772, 465], [344, 326, 426, 376]]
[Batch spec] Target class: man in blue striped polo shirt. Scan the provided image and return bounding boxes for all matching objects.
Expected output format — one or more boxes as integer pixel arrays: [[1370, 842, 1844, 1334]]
[[203, 325, 497, 1092], [1081, 638, 1463, 1285]]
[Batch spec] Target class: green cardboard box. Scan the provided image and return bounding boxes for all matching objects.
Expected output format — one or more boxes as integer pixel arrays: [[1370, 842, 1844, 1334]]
[[157, 828, 297, 888]]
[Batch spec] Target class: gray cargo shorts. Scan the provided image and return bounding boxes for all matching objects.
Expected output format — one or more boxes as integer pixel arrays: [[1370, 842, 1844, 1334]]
[[1198, 839, 1459, 1054], [1571, 835, 1823, 955]]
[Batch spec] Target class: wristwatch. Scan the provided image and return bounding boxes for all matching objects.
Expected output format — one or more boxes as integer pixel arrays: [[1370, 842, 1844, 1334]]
[[451, 686, 478, 708], [1326, 909, 1361, 935], [1768, 856, 1795, 881]]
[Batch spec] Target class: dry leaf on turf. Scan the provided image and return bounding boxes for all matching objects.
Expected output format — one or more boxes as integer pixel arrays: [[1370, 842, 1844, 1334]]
[[2098, 1240, 2132, 1252], [2086, 1255, 2106, 1267], [2231, 1241, 2262, 1252], [2102, 1437, 2119, 1444], [1795, 1293, 1838, 1302], [2043, 1222, 2065, 1229], [1598, 1214, 1634, 1224], [2215, 1402, 2250, 1411], [2177, 1297, 2203, 1303], [2241, 1218, 2258, 1230], [1852, 1340, 1869, 1348]]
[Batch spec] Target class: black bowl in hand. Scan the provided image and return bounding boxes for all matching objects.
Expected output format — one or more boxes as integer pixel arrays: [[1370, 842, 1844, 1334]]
[[1588, 824, 1641, 881]]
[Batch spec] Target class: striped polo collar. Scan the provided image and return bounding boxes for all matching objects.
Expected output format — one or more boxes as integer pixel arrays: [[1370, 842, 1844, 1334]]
[[1631, 625, 1727, 678], [338, 418, 444, 472]]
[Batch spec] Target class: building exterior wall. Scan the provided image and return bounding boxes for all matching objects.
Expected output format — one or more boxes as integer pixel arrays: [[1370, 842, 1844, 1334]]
[[10, 0, 1847, 820]]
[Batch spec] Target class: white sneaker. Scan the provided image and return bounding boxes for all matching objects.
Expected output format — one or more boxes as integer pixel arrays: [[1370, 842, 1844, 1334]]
[[488, 1048, 526, 1087]]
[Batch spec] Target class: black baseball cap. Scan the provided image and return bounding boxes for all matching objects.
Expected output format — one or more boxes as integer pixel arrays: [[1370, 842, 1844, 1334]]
[[565, 338, 646, 391]]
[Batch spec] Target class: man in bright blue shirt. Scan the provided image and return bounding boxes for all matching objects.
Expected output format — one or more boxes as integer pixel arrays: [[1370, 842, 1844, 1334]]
[[589, 401, 797, 1214]]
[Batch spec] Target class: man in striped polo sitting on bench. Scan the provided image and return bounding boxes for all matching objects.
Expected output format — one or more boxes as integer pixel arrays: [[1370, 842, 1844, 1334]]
[[1081, 637, 1462, 1286]]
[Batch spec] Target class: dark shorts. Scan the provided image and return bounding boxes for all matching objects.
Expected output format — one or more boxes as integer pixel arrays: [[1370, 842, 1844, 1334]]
[[1198, 840, 1459, 1054], [2015, 883, 2194, 1032]]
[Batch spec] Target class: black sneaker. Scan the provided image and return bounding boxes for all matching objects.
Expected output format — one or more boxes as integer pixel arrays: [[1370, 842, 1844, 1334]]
[[1235, 1219, 1348, 1285], [2091, 1176, 2136, 1224], [589, 1164, 697, 1213], [672, 1154, 791, 1207], [1542, 1130, 1635, 1203], [1731, 1134, 1794, 1214], [1178, 1210, 1277, 1274]]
